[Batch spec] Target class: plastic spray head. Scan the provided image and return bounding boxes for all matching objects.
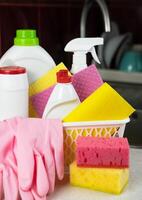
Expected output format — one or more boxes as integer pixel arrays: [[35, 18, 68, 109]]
[[64, 37, 104, 74]]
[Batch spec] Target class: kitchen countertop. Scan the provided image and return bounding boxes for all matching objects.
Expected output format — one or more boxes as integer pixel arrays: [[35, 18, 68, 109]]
[[48, 148, 142, 200]]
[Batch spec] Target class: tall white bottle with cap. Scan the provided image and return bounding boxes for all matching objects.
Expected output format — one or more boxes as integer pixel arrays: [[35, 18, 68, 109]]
[[42, 70, 80, 119], [64, 37, 104, 74], [0, 29, 55, 83], [0, 66, 28, 121]]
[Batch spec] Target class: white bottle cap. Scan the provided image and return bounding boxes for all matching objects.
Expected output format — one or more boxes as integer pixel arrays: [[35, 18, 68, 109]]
[[64, 37, 104, 74]]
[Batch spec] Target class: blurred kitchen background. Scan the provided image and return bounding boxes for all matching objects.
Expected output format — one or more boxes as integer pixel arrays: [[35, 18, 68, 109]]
[[0, 0, 142, 147]]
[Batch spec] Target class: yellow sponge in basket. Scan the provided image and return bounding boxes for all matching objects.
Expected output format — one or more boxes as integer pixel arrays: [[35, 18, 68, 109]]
[[63, 82, 135, 122], [70, 162, 129, 194]]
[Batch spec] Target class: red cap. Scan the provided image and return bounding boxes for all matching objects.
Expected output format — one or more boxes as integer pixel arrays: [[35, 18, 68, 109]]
[[57, 70, 71, 83], [0, 66, 26, 74]]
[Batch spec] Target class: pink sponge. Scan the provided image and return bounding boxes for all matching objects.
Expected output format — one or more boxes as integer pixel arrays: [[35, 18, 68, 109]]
[[76, 137, 129, 168], [72, 65, 103, 102], [31, 85, 54, 117]]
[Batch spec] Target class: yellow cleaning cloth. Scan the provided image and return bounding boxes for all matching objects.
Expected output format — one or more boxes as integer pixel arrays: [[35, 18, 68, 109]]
[[29, 62, 69, 117], [63, 82, 135, 121], [70, 162, 129, 194], [29, 101, 38, 117], [29, 62, 69, 97]]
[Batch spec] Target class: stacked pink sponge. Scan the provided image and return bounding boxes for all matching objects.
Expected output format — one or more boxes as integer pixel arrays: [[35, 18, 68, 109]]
[[70, 137, 130, 194], [76, 137, 129, 168]]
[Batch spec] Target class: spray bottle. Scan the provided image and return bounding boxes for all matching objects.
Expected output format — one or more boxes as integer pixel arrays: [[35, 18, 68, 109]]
[[64, 37, 103, 74]]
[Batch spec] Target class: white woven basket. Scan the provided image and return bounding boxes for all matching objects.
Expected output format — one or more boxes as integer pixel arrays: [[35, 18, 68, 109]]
[[63, 118, 130, 167]]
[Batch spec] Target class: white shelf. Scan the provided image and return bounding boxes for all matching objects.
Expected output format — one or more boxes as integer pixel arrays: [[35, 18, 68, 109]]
[[99, 69, 142, 84]]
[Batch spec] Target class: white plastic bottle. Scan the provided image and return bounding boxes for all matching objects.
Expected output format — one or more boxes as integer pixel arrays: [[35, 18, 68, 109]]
[[0, 66, 29, 121], [0, 29, 55, 83], [64, 37, 104, 74], [42, 70, 80, 119]]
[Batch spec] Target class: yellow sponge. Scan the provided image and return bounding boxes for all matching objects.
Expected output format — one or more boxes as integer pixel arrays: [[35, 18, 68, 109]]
[[70, 162, 129, 194], [29, 62, 69, 97], [64, 82, 135, 122]]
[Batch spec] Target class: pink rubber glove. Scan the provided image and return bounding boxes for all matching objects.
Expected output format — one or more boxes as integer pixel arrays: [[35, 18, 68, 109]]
[[0, 150, 47, 200], [0, 119, 48, 200], [0, 152, 19, 200], [0, 119, 17, 200], [0, 119, 18, 200], [13, 118, 64, 197], [0, 171, 3, 199]]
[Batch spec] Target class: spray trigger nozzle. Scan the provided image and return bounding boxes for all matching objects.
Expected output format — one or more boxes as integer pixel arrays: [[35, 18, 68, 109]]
[[64, 37, 104, 74], [90, 47, 100, 64]]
